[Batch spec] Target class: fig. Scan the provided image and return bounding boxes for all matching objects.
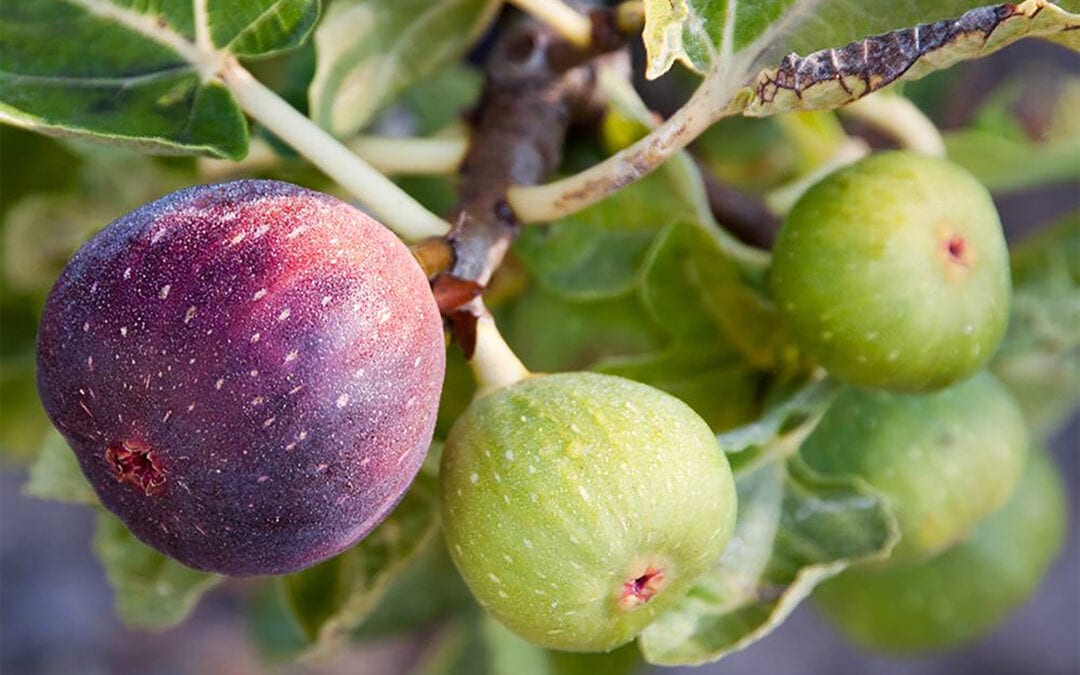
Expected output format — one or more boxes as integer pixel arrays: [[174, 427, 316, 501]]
[[439, 372, 737, 652], [769, 151, 1011, 392], [814, 450, 1066, 652], [36, 180, 446, 575], [799, 372, 1028, 564]]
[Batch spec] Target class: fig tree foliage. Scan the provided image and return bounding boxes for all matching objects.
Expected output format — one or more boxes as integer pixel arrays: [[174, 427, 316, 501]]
[[1, 0, 1077, 671]]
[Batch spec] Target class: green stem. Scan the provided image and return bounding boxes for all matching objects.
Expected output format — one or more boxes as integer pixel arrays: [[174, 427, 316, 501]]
[[508, 0, 593, 47], [507, 73, 722, 223], [470, 313, 531, 398], [765, 137, 870, 215], [218, 58, 451, 241], [840, 93, 946, 157], [349, 135, 468, 175]]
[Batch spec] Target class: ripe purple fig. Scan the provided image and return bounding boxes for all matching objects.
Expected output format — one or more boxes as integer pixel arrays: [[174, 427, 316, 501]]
[[36, 180, 445, 576]]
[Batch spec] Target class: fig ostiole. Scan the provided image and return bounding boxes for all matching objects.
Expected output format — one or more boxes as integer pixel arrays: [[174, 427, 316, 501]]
[[813, 450, 1066, 653], [37, 180, 446, 576], [769, 151, 1011, 393], [439, 372, 737, 652], [799, 372, 1029, 565]]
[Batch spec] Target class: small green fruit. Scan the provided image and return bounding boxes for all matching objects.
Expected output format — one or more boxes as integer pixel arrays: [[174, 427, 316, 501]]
[[800, 372, 1028, 564], [814, 450, 1066, 652], [439, 372, 737, 652], [770, 151, 1011, 392]]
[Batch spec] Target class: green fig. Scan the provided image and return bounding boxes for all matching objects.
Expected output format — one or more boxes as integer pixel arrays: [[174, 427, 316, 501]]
[[439, 372, 737, 652], [770, 151, 1011, 393], [814, 450, 1066, 652], [800, 372, 1028, 564]]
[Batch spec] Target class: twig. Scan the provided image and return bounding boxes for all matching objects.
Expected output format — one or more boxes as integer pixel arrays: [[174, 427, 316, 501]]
[[470, 313, 532, 397], [506, 72, 723, 223], [434, 12, 628, 354], [840, 93, 946, 156], [695, 160, 782, 249], [349, 135, 468, 175]]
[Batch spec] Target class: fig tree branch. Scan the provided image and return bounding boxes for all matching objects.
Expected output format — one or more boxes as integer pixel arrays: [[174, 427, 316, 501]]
[[506, 73, 725, 223], [428, 10, 628, 354], [696, 161, 782, 250]]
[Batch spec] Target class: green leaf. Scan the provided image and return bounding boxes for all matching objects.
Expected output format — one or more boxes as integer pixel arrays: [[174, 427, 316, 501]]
[[352, 538, 475, 640], [720, 376, 839, 473], [24, 430, 98, 504], [945, 129, 1080, 193], [638, 457, 897, 666], [993, 211, 1080, 438], [1, 0, 317, 158], [598, 343, 761, 434], [482, 616, 551, 675], [508, 156, 769, 430], [593, 222, 765, 430], [207, 0, 319, 57], [509, 94, 724, 300], [643, 1, 1078, 128], [308, 0, 500, 137], [644, 0, 981, 79], [399, 64, 483, 136], [93, 511, 221, 629], [499, 286, 664, 374], [248, 582, 311, 662], [733, 2, 1080, 118], [279, 468, 441, 655]]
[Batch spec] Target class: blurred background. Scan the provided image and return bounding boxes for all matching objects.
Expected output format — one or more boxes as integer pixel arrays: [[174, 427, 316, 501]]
[[1, 19, 1078, 675]]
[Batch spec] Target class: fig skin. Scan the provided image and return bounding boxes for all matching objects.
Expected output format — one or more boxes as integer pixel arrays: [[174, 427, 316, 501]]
[[439, 372, 737, 652], [799, 372, 1028, 565], [770, 151, 1011, 393], [36, 180, 445, 576], [814, 450, 1066, 653]]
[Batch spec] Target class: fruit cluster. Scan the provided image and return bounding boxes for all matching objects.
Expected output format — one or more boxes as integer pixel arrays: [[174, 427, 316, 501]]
[[771, 152, 1064, 652], [34, 150, 1063, 655]]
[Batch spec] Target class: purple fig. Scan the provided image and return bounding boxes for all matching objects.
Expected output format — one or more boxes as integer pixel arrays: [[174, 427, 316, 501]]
[[36, 180, 445, 575]]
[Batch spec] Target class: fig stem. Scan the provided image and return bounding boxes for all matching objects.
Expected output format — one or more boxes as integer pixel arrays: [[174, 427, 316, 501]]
[[217, 58, 452, 241], [199, 134, 468, 179], [840, 92, 946, 157], [765, 137, 869, 215], [508, 0, 593, 48], [506, 65, 723, 223], [470, 313, 531, 397], [349, 135, 468, 176]]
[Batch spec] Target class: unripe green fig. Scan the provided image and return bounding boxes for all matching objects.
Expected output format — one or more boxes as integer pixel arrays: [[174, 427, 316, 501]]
[[770, 151, 1011, 393], [799, 372, 1028, 564], [439, 372, 737, 652], [814, 450, 1066, 653]]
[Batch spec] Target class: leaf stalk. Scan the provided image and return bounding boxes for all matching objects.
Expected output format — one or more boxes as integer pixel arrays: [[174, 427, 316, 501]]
[[217, 58, 452, 241]]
